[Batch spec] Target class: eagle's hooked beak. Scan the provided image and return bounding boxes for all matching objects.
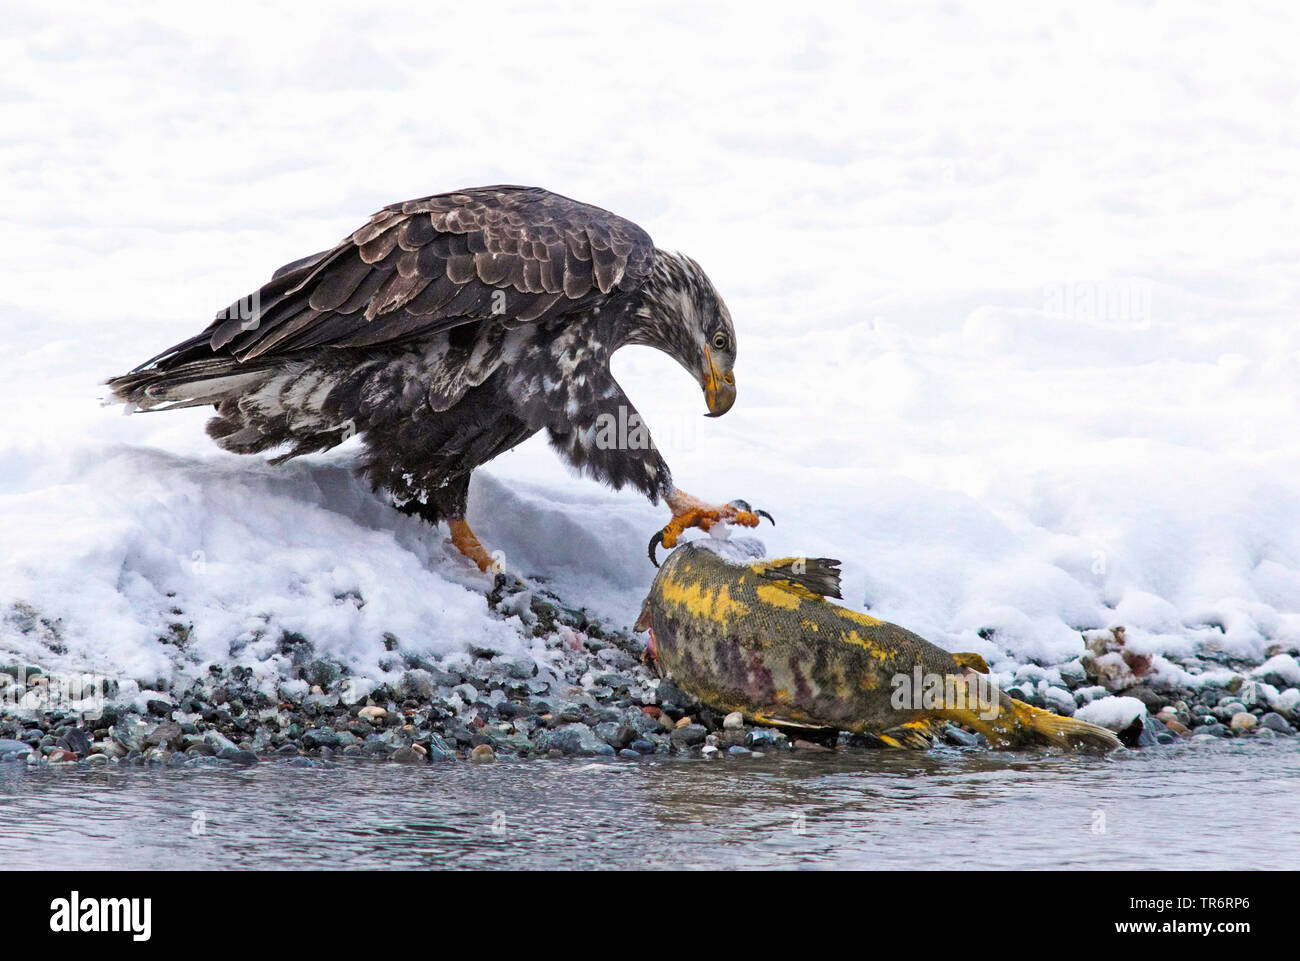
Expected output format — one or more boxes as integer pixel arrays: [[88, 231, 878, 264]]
[[703, 346, 736, 417]]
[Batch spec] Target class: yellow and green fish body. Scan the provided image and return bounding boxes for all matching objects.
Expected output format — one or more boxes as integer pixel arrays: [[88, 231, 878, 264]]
[[635, 542, 1120, 752]]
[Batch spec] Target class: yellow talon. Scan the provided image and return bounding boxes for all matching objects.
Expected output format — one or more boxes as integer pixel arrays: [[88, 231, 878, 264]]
[[648, 490, 774, 566]]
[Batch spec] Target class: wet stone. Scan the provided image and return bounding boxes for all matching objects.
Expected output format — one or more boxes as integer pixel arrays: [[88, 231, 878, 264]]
[[745, 728, 789, 749], [203, 730, 239, 755], [669, 724, 707, 747], [942, 725, 981, 747], [1259, 712, 1294, 734], [0, 738, 35, 760], [391, 746, 423, 764], [594, 721, 635, 748], [111, 719, 149, 752], [537, 723, 612, 756], [60, 728, 92, 755], [146, 721, 183, 750], [1229, 712, 1257, 732]]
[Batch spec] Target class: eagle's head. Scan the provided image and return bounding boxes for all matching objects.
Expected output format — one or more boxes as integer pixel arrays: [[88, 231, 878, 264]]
[[630, 251, 738, 417]]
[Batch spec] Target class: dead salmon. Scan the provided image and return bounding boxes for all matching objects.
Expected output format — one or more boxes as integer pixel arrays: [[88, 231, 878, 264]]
[[634, 542, 1120, 752]]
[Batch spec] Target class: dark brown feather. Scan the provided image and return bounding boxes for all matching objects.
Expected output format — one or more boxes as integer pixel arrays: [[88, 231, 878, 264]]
[[177, 186, 653, 363]]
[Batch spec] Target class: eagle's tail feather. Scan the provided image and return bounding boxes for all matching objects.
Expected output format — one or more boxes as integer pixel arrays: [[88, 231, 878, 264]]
[[107, 359, 275, 412]]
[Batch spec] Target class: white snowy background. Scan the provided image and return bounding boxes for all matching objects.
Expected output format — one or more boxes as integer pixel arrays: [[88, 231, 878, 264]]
[[3, 1, 1299, 691]]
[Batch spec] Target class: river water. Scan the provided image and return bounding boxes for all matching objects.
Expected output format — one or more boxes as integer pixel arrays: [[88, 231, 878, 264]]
[[2, 738, 1296, 870]]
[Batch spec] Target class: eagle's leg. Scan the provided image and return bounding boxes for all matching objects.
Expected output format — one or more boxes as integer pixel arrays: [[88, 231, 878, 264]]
[[390, 471, 498, 573], [653, 488, 774, 558], [446, 518, 496, 573], [432, 475, 500, 573]]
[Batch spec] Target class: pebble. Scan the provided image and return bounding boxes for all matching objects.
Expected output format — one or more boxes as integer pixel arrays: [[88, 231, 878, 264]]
[[746, 728, 788, 749], [391, 747, 423, 764], [1259, 712, 1294, 734], [1133, 715, 1167, 748], [357, 706, 387, 722], [723, 711, 744, 730], [1042, 687, 1076, 716], [61, 728, 92, 755], [146, 721, 183, 750], [469, 744, 496, 764], [594, 721, 635, 748], [1056, 660, 1087, 687], [537, 723, 614, 756], [426, 733, 456, 762], [203, 730, 240, 755], [1229, 712, 1257, 732], [942, 725, 981, 747], [111, 719, 149, 752], [1213, 699, 1247, 721], [669, 724, 707, 747], [0, 738, 34, 757]]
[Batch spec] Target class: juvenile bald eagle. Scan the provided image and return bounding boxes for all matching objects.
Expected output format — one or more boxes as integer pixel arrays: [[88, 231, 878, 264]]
[[108, 185, 769, 570]]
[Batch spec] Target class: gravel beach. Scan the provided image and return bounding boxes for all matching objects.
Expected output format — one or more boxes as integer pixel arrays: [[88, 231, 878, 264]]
[[3, 575, 1297, 772]]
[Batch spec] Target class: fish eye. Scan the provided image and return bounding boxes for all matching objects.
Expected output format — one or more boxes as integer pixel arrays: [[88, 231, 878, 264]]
[[711, 331, 729, 352]]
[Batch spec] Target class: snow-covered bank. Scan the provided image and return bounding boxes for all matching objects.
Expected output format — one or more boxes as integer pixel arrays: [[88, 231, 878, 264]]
[[5, 2, 1300, 698]]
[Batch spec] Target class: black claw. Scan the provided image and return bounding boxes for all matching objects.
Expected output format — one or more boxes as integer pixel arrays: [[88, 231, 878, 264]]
[[727, 498, 774, 526], [648, 529, 665, 567]]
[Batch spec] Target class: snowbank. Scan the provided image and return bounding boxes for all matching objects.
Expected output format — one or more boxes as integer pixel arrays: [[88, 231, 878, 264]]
[[4, 2, 1300, 692]]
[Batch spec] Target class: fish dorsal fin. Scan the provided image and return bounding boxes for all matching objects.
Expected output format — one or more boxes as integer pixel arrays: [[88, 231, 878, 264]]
[[752, 557, 843, 600], [953, 652, 990, 674]]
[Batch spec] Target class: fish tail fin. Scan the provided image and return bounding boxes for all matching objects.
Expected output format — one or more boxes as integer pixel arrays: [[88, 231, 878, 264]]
[[1013, 700, 1122, 752], [942, 689, 1121, 753]]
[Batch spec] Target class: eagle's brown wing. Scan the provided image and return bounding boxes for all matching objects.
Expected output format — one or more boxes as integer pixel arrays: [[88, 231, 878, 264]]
[[140, 185, 655, 368]]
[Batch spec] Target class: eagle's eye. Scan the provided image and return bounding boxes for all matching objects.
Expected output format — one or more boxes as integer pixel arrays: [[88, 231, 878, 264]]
[[711, 331, 729, 352]]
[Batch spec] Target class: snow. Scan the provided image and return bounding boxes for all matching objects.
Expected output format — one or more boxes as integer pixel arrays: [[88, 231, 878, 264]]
[[4, 2, 1300, 691], [1075, 696, 1148, 732], [1253, 654, 1300, 687]]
